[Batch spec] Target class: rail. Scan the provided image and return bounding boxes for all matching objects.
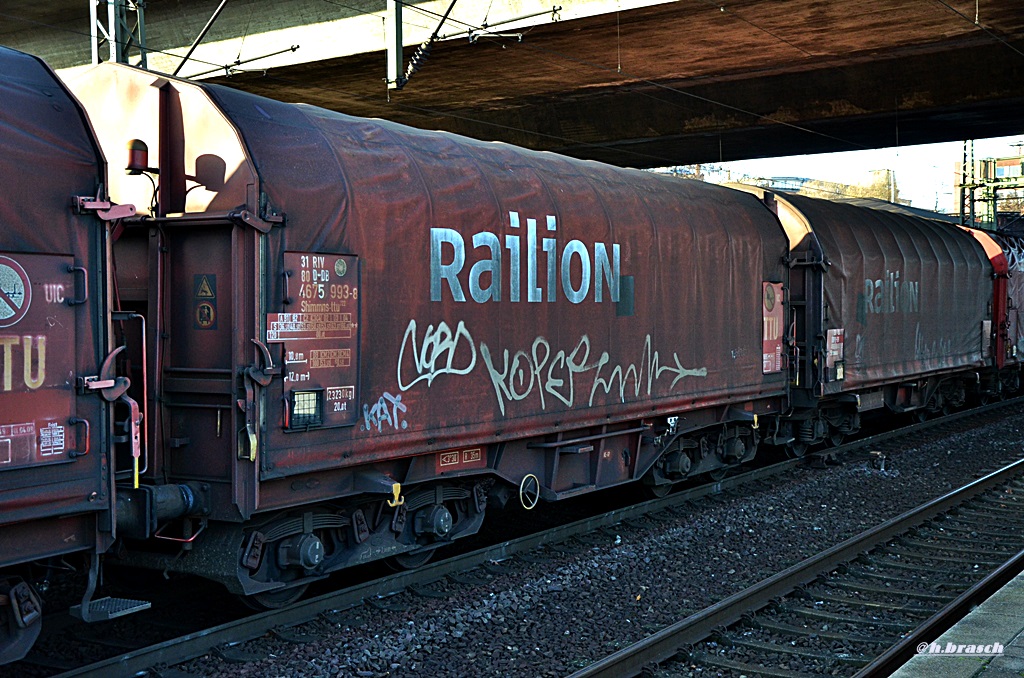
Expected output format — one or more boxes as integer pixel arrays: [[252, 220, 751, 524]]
[[49, 397, 1024, 677], [568, 457, 1024, 678]]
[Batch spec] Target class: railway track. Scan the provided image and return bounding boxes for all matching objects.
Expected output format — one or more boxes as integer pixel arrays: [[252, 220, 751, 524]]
[[569, 452, 1024, 677], [15, 398, 1023, 677], [24, 461, 798, 677]]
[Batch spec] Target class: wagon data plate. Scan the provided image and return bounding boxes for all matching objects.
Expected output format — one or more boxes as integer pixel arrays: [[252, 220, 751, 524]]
[[268, 252, 360, 427]]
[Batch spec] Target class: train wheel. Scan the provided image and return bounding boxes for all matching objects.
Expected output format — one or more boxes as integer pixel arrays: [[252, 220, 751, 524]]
[[0, 579, 42, 664], [241, 583, 309, 610], [786, 441, 808, 458], [826, 432, 845, 448], [705, 467, 728, 481], [642, 482, 672, 499], [640, 468, 673, 499], [385, 549, 435, 571]]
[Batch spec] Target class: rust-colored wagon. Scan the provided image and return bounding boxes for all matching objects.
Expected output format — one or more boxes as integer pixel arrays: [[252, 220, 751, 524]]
[[3, 46, 1021, 663], [0, 46, 141, 663], [67, 62, 789, 603]]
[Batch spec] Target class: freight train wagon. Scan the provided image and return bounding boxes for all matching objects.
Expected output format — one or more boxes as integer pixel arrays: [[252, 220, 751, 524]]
[[0, 46, 141, 663], [729, 186, 1004, 454], [65, 58, 1014, 605], [66, 61, 791, 605], [2, 46, 1019, 664]]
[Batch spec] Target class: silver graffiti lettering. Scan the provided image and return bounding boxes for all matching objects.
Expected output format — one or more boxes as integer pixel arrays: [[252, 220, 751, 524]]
[[590, 335, 708, 406], [915, 322, 954, 361], [479, 335, 601, 416], [478, 332, 701, 415], [363, 391, 408, 432], [398, 319, 477, 390], [547, 336, 593, 408]]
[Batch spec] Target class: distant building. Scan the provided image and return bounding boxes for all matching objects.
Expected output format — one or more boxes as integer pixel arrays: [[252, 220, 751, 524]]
[[654, 166, 912, 207], [955, 151, 1024, 232]]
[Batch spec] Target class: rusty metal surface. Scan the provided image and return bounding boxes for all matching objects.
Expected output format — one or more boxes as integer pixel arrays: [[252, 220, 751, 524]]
[[199, 82, 791, 480], [0, 47, 110, 563], [66, 63, 792, 494], [785, 194, 992, 391]]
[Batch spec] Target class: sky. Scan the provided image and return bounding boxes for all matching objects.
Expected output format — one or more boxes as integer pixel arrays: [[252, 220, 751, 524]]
[[708, 134, 1024, 213]]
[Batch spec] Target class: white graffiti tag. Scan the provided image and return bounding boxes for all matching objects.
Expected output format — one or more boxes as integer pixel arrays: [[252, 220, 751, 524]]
[[363, 391, 408, 432], [590, 335, 707, 405], [398, 319, 477, 390], [479, 333, 707, 416], [479, 335, 598, 414]]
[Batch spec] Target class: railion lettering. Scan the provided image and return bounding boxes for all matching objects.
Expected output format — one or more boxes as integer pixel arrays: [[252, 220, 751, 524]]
[[864, 270, 919, 314], [430, 212, 621, 304]]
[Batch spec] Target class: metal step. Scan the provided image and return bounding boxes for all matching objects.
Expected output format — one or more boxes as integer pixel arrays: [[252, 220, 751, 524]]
[[69, 596, 151, 621]]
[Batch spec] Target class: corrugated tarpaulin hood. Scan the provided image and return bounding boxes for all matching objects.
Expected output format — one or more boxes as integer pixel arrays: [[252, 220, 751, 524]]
[[0, 46, 105, 254], [783, 193, 991, 388]]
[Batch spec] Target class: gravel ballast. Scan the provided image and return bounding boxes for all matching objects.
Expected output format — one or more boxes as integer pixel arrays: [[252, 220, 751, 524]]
[[177, 414, 1024, 677]]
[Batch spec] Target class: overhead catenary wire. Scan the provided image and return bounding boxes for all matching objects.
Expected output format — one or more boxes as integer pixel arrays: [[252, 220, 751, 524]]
[[172, 0, 231, 76], [0, 10, 227, 72], [232, 66, 689, 167], [0, 3, 682, 166], [394, 1, 870, 151], [318, 0, 433, 31], [399, 0, 460, 88], [200, 1, 761, 164], [235, 0, 257, 63], [4, 2, 1019, 167], [932, 0, 1024, 60], [0, 2, 897, 155]]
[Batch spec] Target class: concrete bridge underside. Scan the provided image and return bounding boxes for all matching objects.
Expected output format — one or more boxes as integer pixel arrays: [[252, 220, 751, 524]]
[[3, 0, 1024, 167]]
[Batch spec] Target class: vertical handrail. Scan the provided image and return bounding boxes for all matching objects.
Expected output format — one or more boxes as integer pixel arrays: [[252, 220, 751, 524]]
[[112, 312, 149, 479], [67, 265, 89, 305], [69, 417, 91, 458]]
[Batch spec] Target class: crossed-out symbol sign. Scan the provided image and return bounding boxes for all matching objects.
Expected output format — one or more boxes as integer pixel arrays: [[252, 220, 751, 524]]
[[0, 256, 31, 328]]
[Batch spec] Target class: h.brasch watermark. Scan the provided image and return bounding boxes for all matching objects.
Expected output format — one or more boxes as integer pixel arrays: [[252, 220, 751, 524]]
[[917, 641, 1005, 656]]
